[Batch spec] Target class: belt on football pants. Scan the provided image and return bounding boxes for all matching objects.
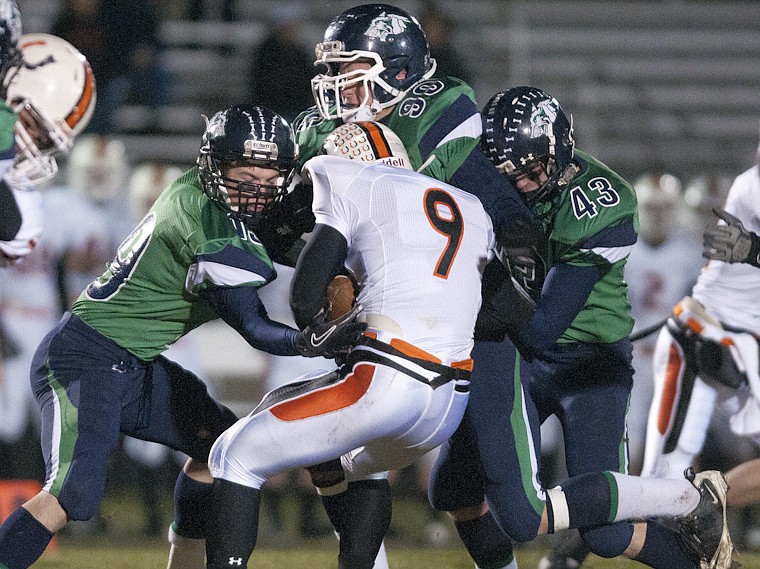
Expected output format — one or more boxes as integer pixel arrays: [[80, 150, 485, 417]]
[[342, 334, 472, 391]]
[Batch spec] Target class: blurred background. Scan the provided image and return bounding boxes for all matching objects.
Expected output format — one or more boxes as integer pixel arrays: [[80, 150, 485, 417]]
[[3, 0, 760, 554]]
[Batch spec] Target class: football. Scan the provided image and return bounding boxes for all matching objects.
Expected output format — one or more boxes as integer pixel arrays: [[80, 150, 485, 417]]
[[327, 275, 356, 319]]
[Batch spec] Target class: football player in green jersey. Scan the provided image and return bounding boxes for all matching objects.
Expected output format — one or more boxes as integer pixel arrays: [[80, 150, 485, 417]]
[[0, 104, 367, 569], [429, 87, 735, 569], [265, 4, 540, 269]]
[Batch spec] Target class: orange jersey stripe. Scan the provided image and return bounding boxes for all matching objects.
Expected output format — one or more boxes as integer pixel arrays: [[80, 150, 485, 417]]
[[363, 122, 392, 158], [270, 364, 375, 421]]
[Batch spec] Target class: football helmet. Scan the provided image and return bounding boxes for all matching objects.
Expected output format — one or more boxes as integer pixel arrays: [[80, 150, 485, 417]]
[[6, 33, 96, 184], [128, 162, 183, 222], [634, 173, 683, 246], [481, 86, 576, 204], [322, 121, 411, 169], [197, 104, 298, 228], [0, 0, 22, 96], [312, 3, 436, 122], [67, 134, 129, 204]]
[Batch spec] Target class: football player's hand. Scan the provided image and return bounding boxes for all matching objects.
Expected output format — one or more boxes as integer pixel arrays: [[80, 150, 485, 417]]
[[703, 207, 760, 267], [296, 303, 367, 359]]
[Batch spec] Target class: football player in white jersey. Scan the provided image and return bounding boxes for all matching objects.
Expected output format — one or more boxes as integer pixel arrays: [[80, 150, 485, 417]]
[[642, 157, 760, 483], [699, 161, 760, 513], [1, 33, 95, 266], [204, 121, 497, 569], [624, 173, 704, 471]]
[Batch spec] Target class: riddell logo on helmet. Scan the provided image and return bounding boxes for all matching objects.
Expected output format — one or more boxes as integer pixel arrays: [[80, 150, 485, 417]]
[[244, 139, 277, 157]]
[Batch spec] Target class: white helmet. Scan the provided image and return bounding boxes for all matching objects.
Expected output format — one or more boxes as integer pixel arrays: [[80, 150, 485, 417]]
[[634, 173, 683, 246], [6, 33, 96, 184], [682, 174, 732, 236], [322, 121, 411, 169], [67, 135, 129, 204], [128, 162, 183, 221]]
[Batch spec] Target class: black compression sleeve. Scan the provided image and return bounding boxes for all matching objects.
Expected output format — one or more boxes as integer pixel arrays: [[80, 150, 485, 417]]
[[0, 180, 22, 241], [290, 224, 349, 329]]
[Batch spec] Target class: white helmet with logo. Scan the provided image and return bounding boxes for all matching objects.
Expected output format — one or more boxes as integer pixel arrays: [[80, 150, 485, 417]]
[[6, 33, 96, 184], [128, 162, 183, 222]]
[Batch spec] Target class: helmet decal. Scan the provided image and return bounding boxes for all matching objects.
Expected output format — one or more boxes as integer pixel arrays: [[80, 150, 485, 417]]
[[365, 12, 410, 41], [529, 99, 559, 139], [205, 111, 227, 139]]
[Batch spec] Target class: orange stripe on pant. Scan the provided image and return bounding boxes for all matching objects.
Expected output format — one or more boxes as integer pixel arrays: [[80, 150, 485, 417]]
[[657, 342, 684, 434], [270, 364, 375, 421]]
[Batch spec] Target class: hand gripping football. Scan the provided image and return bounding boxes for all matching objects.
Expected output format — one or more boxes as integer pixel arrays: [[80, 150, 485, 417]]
[[327, 275, 356, 319]]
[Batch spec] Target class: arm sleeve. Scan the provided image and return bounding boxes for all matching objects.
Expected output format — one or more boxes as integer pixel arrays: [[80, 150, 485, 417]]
[[200, 285, 301, 356], [517, 263, 601, 356], [0, 179, 22, 241], [290, 223, 349, 329]]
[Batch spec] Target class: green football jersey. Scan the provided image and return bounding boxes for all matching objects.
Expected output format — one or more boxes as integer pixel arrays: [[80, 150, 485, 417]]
[[72, 168, 277, 361], [294, 76, 479, 184], [534, 150, 639, 344], [0, 100, 16, 162]]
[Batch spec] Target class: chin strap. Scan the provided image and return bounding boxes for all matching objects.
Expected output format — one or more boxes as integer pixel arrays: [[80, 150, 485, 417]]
[[344, 101, 383, 123]]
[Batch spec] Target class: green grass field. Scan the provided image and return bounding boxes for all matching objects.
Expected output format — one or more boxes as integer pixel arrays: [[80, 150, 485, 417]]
[[21, 487, 760, 568], [31, 542, 760, 568]]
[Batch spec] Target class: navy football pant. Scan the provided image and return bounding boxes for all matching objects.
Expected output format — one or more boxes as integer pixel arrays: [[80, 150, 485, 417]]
[[31, 312, 237, 521]]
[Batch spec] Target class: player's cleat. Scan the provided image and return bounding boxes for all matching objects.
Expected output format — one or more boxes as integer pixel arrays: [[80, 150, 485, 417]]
[[679, 468, 735, 569], [537, 530, 589, 569], [537, 554, 582, 569]]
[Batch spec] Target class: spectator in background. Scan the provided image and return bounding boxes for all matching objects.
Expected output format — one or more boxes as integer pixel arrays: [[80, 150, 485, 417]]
[[51, 0, 170, 134], [248, 2, 315, 123], [419, 1, 471, 84]]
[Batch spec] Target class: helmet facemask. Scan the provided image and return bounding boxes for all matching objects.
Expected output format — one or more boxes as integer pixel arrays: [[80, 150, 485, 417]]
[[196, 105, 298, 229], [10, 96, 74, 184], [500, 155, 569, 205], [198, 150, 295, 228], [313, 44, 394, 122], [312, 40, 436, 123]]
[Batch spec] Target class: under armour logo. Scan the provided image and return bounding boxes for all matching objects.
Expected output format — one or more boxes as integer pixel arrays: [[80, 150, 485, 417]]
[[228, 557, 243, 566]]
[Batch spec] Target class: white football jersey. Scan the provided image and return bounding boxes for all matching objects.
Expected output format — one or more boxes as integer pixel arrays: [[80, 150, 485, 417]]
[[305, 155, 496, 363], [625, 233, 703, 339], [0, 177, 43, 264], [692, 165, 760, 334]]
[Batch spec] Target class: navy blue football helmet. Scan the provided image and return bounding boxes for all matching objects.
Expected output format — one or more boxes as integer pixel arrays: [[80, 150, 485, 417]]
[[197, 105, 298, 228], [312, 3, 436, 122], [0, 0, 22, 97], [481, 86, 576, 204]]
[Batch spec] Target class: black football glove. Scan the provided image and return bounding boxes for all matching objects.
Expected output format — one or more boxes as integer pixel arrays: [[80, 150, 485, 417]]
[[703, 207, 760, 268], [295, 303, 368, 359], [254, 181, 316, 267]]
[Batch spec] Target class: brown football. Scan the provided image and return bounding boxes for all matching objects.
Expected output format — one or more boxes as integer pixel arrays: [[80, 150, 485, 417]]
[[327, 275, 356, 319]]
